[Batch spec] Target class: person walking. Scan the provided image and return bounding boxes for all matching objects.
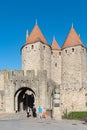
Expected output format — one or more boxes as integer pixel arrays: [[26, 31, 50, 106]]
[[42, 108, 46, 118], [38, 106, 43, 119], [26, 107, 30, 117], [32, 106, 37, 117]]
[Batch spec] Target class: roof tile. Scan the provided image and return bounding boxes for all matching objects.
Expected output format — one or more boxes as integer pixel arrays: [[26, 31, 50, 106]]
[[62, 27, 83, 49], [26, 24, 48, 44], [51, 39, 61, 50]]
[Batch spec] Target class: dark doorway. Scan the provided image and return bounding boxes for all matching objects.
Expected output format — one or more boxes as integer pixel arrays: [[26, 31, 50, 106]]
[[23, 93, 34, 110], [14, 87, 35, 112]]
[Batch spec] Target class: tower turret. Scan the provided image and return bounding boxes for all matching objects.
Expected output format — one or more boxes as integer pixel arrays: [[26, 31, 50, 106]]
[[21, 24, 51, 78], [62, 26, 86, 85], [61, 26, 87, 112]]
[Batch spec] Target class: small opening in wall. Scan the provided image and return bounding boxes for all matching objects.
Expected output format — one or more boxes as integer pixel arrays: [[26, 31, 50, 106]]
[[82, 48, 84, 52], [55, 63, 57, 67], [31, 45, 34, 49], [59, 52, 61, 55], [51, 51, 53, 55], [65, 50, 67, 53], [43, 46, 45, 50], [26, 47, 27, 49], [72, 48, 74, 52]]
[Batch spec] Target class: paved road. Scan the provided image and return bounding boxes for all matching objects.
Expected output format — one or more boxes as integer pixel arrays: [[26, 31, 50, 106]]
[[0, 117, 87, 130]]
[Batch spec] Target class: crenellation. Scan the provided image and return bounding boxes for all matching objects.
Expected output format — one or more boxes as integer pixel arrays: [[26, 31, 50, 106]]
[[26, 70, 35, 78], [0, 24, 87, 119]]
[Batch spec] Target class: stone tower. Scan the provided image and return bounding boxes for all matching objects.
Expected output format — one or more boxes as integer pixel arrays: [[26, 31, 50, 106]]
[[62, 26, 86, 85], [0, 23, 87, 120], [61, 26, 87, 112], [21, 24, 51, 79]]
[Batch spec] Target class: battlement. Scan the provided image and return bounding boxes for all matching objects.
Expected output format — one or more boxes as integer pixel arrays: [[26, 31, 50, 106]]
[[2, 69, 47, 81]]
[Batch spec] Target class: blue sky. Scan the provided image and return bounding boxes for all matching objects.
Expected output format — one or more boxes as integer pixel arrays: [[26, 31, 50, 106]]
[[0, 0, 87, 70]]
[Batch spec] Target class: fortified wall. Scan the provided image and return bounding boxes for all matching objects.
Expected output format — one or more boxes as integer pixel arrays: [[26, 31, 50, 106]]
[[0, 23, 87, 120], [0, 70, 50, 113]]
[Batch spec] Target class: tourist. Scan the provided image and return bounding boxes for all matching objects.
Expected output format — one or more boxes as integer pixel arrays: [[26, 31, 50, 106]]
[[42, 108, 46, 118], [38, 106, 43, 119], [32, 106, 37, 117], [26, 107, 30, 117]]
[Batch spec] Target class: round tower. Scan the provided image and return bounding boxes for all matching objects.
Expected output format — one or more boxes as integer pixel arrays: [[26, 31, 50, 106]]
[[21, 24, 51, 78], [62, 26, 86, 86], [61, 26, 87, 112]]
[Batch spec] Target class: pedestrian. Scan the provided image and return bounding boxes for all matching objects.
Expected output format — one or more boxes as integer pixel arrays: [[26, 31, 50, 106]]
[[32, 106, 37, 117], [26, 107, 30, 117], [38, 106, 43, 119], [42, 108, 46, 118]]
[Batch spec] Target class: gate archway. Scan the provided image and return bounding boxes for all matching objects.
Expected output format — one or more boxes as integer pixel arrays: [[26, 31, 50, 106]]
[[14, 87, 35, 112]]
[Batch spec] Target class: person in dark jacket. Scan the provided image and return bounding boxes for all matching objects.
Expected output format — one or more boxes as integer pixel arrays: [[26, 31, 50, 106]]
[[32, 106, 37, 117]]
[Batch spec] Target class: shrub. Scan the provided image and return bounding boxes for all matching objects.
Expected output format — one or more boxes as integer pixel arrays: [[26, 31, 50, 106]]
[[63, 111, 87, 120]]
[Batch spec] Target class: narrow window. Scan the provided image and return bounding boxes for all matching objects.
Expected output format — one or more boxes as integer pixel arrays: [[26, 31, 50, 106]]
[[72, 48, 74, 52], [31, 45, 34, 49], [43, 46, 45, 50], [59, 52, 61, 55], [82, 48, 84, 52], [65, 50, 67, 53], [51, 51, 53, 55], [55, 63, 57, 67]]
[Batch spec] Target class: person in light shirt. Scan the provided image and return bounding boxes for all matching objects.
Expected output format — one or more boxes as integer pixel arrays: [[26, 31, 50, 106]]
[[38, 106, 43, 119]]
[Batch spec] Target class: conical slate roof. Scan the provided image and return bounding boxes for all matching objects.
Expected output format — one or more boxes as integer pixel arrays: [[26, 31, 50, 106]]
[[26, 24, 48, 44], [62, 27, 83, 49], [51, 38, 61, 50]]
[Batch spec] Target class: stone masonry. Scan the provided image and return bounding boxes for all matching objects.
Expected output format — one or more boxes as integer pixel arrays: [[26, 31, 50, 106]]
[[0, 23, 87, 119]]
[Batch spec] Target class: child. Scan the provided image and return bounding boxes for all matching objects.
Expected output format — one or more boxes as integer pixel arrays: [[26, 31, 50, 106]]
[[42, 108, 46, 118]]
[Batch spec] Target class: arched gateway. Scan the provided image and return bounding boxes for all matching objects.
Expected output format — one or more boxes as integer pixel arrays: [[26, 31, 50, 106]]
[[14, 87, 35, 112]]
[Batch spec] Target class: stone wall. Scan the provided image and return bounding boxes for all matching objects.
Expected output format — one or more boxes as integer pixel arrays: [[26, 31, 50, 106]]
[[42, 44, 51, 79], [22, 42, 51, 79], [81, 47, 87, 84], [22, 42, 41, 75], [0, 91, 4, 111], [0, 40, 87, 119], [0, 72, 4, 90], [61, 84, 86, 114], [0, 69, 49, 113], [61, 46, 83, 86], [51, 50, 61, 84]]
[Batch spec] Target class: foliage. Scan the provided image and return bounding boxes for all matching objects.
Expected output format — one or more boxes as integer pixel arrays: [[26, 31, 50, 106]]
[[85, 93, 87, 96], [63, 111, 87, 120]]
